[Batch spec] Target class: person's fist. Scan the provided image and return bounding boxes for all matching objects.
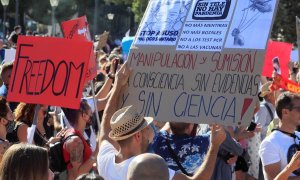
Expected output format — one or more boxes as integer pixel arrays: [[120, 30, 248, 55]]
[[210, 124, 226, 147], [115, 62, 133, 88], [287, 151, 300, 172]]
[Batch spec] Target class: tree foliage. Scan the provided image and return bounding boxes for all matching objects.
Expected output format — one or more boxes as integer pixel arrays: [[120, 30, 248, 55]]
[[132, 0, 148, 24], [271, 0, 300, 45]]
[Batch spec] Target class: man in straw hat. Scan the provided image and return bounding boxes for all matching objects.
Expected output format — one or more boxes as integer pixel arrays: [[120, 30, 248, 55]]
[[97, 62, 226, 180], [256, 81, 275, 140]]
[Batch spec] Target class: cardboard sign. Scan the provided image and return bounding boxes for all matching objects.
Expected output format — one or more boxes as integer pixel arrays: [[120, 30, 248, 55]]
[[62, 16, 96, 81], [123, 0, 279, 126], [262, 41, 292, 78], [297, 16, 300, 62], [97, 31, 109, 50], [7, 36, 93, 109]]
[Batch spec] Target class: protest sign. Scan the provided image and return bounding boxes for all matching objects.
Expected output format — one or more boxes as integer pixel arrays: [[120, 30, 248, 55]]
[[123, 0, 279, 126], [7, 36, 93, 109], [61, 16, 96, 81], [61, 16, 91, 41], [2, 48, 16, 64], [297, 16, 300, 62], [262, 41, 292, 78], [97, 31, 109, 50]]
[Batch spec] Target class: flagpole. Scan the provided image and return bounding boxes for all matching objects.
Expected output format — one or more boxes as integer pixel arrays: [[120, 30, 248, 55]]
[[90, 81, 101, 134], [28, 104, 40, 144]]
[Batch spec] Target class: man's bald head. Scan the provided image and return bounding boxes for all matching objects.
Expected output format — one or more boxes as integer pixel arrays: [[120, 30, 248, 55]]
[[127, 153, 169, 180]]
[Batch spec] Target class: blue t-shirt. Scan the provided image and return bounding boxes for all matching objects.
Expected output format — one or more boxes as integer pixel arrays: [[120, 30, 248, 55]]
[[0, 84, 7, 97], [151, 130, 210, 175]]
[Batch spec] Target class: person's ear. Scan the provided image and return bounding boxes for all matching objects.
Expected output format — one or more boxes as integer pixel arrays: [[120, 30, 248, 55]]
[[133, 132, 142, 142], [0, 117, 5, 125], [282, 108, 290, 117], [83, 113, 89, 122]]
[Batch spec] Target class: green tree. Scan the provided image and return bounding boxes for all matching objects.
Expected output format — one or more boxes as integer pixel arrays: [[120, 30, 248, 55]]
[[104, 0, 148, 25], [131, 0, 148, 24], [270, 0, 300, 45]]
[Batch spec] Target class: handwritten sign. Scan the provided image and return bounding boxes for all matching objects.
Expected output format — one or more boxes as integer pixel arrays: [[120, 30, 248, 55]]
[[97, 31, 109, 50], [297, 16, 300, 62], [61, 16, 91, 41], [62, 16, 96, 81], [262, 41, 292, 78], [7, 36, 93, 109], [123, 0, 279, 126]]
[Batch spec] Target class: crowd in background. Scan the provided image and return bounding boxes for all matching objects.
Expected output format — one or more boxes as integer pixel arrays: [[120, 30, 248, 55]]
[[1, 25, 300, 180]]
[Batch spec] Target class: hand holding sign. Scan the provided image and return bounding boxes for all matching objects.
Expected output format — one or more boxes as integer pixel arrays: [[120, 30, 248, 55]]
[[210, 124, 226, 148], [115, 62, 133, 88]]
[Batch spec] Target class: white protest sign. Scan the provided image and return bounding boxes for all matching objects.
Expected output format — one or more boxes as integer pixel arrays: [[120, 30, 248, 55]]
[[2, 48, 16, 64], [123, 0, 279, 126]]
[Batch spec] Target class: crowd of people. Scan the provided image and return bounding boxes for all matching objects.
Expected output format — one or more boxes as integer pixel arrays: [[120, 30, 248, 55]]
[[0, 25, 300, 180]]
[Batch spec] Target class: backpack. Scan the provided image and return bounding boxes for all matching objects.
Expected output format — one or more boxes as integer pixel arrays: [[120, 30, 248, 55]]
[[48, 134, 78, 173]]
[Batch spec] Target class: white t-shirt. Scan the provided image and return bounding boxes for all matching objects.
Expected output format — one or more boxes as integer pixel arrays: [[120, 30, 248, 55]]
[[97, 141, 175, 180], [259, 130, 300, 177]]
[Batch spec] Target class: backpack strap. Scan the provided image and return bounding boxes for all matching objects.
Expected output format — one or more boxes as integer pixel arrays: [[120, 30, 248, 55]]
[[264, 103, 274, 121], [62, 134, 79, 166], [164, 134, 192, 176]]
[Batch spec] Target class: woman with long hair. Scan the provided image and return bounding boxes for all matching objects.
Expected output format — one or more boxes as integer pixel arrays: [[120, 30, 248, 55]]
[[0, 143, 52, 180], [8, 103, 49, 146]]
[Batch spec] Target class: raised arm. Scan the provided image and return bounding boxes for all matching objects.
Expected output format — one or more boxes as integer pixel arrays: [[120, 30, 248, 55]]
[[95, 59, 117, 100], [173, 124, 226, 180], [95, 78, 113, 100], [17, 124, 29, 143], [99, 62, 132, 149]]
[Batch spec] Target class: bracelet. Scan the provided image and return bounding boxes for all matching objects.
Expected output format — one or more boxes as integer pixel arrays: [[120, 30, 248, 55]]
[[107, 73, 115, 80]]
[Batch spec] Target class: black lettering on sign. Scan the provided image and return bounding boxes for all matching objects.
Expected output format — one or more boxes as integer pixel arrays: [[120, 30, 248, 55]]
[[11, 44, 33, 92], [11, 44, 85, 98], [67, 20, 80, 39], [192, 0, 231, 20]]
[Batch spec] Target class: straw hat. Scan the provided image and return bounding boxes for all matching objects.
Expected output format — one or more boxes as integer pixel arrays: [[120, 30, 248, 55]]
[[109, 106, 153, 141], [259, 81, 272, 98]]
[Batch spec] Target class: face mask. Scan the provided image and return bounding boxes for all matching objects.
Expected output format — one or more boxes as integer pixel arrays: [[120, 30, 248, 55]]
[[6, 120, 15, 133]]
